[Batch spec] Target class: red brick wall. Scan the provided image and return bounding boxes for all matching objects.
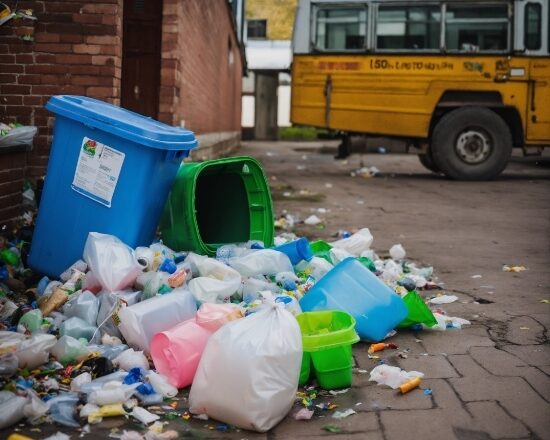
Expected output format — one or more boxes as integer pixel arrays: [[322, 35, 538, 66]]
[[0, 0, 123, 224], [159, 0, 243, 135]]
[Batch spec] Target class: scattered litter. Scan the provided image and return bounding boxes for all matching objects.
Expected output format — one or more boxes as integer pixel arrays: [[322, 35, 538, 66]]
[[332, 409, 356, 419], [304, 215, 322, 225], [329, 388, 349, 395], [389, 244, 406, 260], [471, 275, 482, 278], [429, 295, 458, 305], [520, 327, 530, 330], [423, 388, 433, 396], [323, 425, 343, 433], [368, 342, 398, 353], [502, 265, 527, 272], [369, 365, 424, 389], [294, 408, 314, 420], [399, 377, 421, 394]]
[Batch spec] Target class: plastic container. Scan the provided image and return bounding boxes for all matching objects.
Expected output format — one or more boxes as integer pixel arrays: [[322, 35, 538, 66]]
[[296, 310, 359, 389], [273, 238, 313, 265], [309, 240, 333, 263], [28, 95, 198, 278], [160, 156, 273, 256], [299, 258, 408, 341], [118, 289, 197, 353], [150, 303, 241, 388]]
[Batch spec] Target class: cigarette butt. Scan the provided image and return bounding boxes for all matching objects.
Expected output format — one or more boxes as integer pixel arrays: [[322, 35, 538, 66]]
[[368, 343, 386, 353], [400, 377, 421, 394]]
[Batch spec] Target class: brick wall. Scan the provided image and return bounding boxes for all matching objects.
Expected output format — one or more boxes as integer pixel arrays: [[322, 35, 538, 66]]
[[0, 0, 122, 224], [159, 0, 243, 137]]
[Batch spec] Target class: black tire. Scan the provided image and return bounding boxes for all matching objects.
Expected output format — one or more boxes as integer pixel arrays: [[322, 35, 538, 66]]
[[431, 107, 512, 181], [418, 149, 440, 173]]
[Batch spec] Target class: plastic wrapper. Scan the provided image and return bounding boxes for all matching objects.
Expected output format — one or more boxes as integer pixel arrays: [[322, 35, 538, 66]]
[[113, 348, 150, 371], [369, 365, 424, 389], [295, 256, 334, 280], [39, 287, 69, 316], [134, 272, 169, 300], [398, 291, 438, 329], [79, 371, 127, 395], [389, 243, 406, 260], [51, 335, 90, 365], [0, 298, 18, 320], [118, 288, 197, 353], [79, 403, 100, 419], [0, 390, 27, 429], [0, 125, 37, 147], [83, 232, 142, 292], [131, 406, 160, 425], [63, 290, 99, 325], [0, 352, 18, 376], [60, 259, 88, 282], [70, 372, 92, 392], [329, 247, 354, 264], [46, 392, 80, 428], [189, 304, 302, 432], [18, 309, 44, 333], [330, 228, 374, 256], [186, 253, 242, 303], [136, 392, 164, 406], [240, 277, 280, 303], [88, 383, 139, 406], [227, 249, 293, 276], [23, 389, 49, 423], [96, 289, 142, 338], [60, 316, 98, 342], [15, 333, 57, 369], [146, 371, 177, 398]]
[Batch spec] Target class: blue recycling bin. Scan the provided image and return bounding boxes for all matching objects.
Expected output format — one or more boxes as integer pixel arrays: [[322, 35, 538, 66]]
[[28, 96, 198, 278]]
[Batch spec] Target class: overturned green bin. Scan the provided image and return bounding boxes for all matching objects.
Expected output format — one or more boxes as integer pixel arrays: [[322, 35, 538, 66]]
[[160, 156, 274, 255]]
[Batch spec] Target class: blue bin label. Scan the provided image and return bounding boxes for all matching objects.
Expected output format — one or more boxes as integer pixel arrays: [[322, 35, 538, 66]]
[[71, 137, 125, 208]]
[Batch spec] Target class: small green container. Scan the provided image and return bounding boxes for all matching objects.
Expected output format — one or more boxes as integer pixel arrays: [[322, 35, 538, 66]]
[[160, 156, 274, 255], [310, 240, 333, 263], [296, 310, 359, 389]]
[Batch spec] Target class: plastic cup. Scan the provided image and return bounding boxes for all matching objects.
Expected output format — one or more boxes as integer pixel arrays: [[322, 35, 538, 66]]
[[273, 237, 313, 265]]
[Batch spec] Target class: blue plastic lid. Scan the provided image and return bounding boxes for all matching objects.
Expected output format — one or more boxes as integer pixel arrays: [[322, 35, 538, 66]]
[[46, 95, 198, 151]]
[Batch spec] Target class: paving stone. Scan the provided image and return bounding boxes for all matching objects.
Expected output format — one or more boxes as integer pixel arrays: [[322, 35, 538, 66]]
[[521, 367, 550, 403], [423, 379, 469, 414], [355, 381, 434, 411], [272, 409, 379, 439], [465, 401, 530, 439], [419, 326, 494, 355], [380, 409, 461, 440], [353, 332, 424, 370], [538, 365, 550, 376], [469, 346, 528, 375], [502, 344, 550, 366], [397, 354, 459, 379], [505, 316, 546, 345]]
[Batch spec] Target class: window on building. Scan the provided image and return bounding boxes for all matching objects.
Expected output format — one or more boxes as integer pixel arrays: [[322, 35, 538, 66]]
[[376, 5, 441, 50], [445, 4, 509, 52], [315, 7, 367, 51], [524, 3, 542, 50], [247, 19, 267, 39]]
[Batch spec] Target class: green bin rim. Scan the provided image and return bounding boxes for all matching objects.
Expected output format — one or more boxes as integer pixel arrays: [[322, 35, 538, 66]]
[[296, 310, 360, 352]]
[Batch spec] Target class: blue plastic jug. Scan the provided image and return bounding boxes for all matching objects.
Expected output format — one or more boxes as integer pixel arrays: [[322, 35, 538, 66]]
[[299, 258, 407, 341]]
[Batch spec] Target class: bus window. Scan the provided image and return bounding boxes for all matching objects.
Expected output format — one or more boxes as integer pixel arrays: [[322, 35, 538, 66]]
[[314, 6, 367, 51], [445, 4, 509, 52], [376, 5, 441, 50], [524, 3, 542, 50]]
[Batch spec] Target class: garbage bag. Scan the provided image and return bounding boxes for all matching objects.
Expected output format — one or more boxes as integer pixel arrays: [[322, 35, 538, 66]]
[[51, 335, 90, 366], [186, 253, 241, 303], [0, 390, 26, 429], [47, 392, 80, 428], [23, 389, 49, 423], [397, 291, 437, 329], [227, 249, 293, 276], [0, 125, 37, 148], [63, 290, 99, 325], [83, 232, 142, 292], [0, 352, 18, 376], [96, 290, 142, 338], [15, 333, 57, 369], [189, 304, 302, 432], [60, 316, 98, 342]]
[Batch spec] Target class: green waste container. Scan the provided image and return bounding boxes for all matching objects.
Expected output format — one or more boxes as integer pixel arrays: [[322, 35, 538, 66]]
[[296, 310, 360, 389], [160, 156, 274, 255]]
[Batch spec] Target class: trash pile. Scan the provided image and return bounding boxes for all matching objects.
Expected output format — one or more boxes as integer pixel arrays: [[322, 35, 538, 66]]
[[0, 225, 470, 436]]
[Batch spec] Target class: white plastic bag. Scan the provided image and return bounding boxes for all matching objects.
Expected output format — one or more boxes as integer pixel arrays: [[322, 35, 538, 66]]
[[330, 228, 374, 256], [15, 333, 57, 369], [369, 365, 424, 389], [0, 125, 37, 148], [0, 391, 27, 429], [118, 289, 197, 352], [63, 290, 99, 325], [189, 304, 302, 432], [96, 289, 142, 338], [83, 232, 142, 292], [113, 348, 149, 371], [227, 249, 293, 276], [186, 253, 241, 303]]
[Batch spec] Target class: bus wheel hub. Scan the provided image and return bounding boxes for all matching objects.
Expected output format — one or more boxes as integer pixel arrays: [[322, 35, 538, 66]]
[[456, 130, 491, 164]]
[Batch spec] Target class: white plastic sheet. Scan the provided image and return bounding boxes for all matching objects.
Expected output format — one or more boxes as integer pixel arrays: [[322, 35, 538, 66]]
[[228, 249, 293, 276], [186, 253, 241, 303], [83, 232, 142, 292], [330, 228, 374, 256], [369, 365, 424, 389], [189, 304, 302, 432]]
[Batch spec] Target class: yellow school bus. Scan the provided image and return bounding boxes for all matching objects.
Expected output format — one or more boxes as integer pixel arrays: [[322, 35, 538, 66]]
[[291, 0, 550, 180]]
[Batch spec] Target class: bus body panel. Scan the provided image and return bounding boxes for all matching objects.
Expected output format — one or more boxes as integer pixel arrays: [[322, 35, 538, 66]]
[[291, 54, 543, 142], [527, 58, 550, 142]]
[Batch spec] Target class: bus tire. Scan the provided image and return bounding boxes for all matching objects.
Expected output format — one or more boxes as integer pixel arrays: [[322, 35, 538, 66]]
[[431, 107, 512, 181], [418, 149, 440, 173]]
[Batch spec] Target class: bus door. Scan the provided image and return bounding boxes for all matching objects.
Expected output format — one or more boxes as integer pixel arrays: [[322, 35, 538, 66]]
[[519, 1, 550, 141]]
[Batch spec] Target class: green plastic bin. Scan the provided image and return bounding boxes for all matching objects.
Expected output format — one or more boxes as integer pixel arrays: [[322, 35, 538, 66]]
[[160, 156, 274, 255], [296, 310, 360, 389]]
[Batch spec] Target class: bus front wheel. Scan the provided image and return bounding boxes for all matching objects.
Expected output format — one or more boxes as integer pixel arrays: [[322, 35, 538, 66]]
[[431, 107, 512, 181]]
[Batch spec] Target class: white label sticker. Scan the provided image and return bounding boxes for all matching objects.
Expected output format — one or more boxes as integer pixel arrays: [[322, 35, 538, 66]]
[[71, 137, 125, 208]]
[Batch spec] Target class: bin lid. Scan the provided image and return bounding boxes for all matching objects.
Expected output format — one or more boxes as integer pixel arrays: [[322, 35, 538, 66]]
[[46, 95, 198, 151]]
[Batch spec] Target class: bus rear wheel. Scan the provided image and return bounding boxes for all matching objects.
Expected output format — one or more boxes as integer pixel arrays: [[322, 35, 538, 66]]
[[418, 149, 440, 173], [431, 107, 512, 181]]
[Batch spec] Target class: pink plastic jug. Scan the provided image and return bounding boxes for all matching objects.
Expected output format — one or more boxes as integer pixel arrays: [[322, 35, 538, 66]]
[[150, 303, 242, 388]]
